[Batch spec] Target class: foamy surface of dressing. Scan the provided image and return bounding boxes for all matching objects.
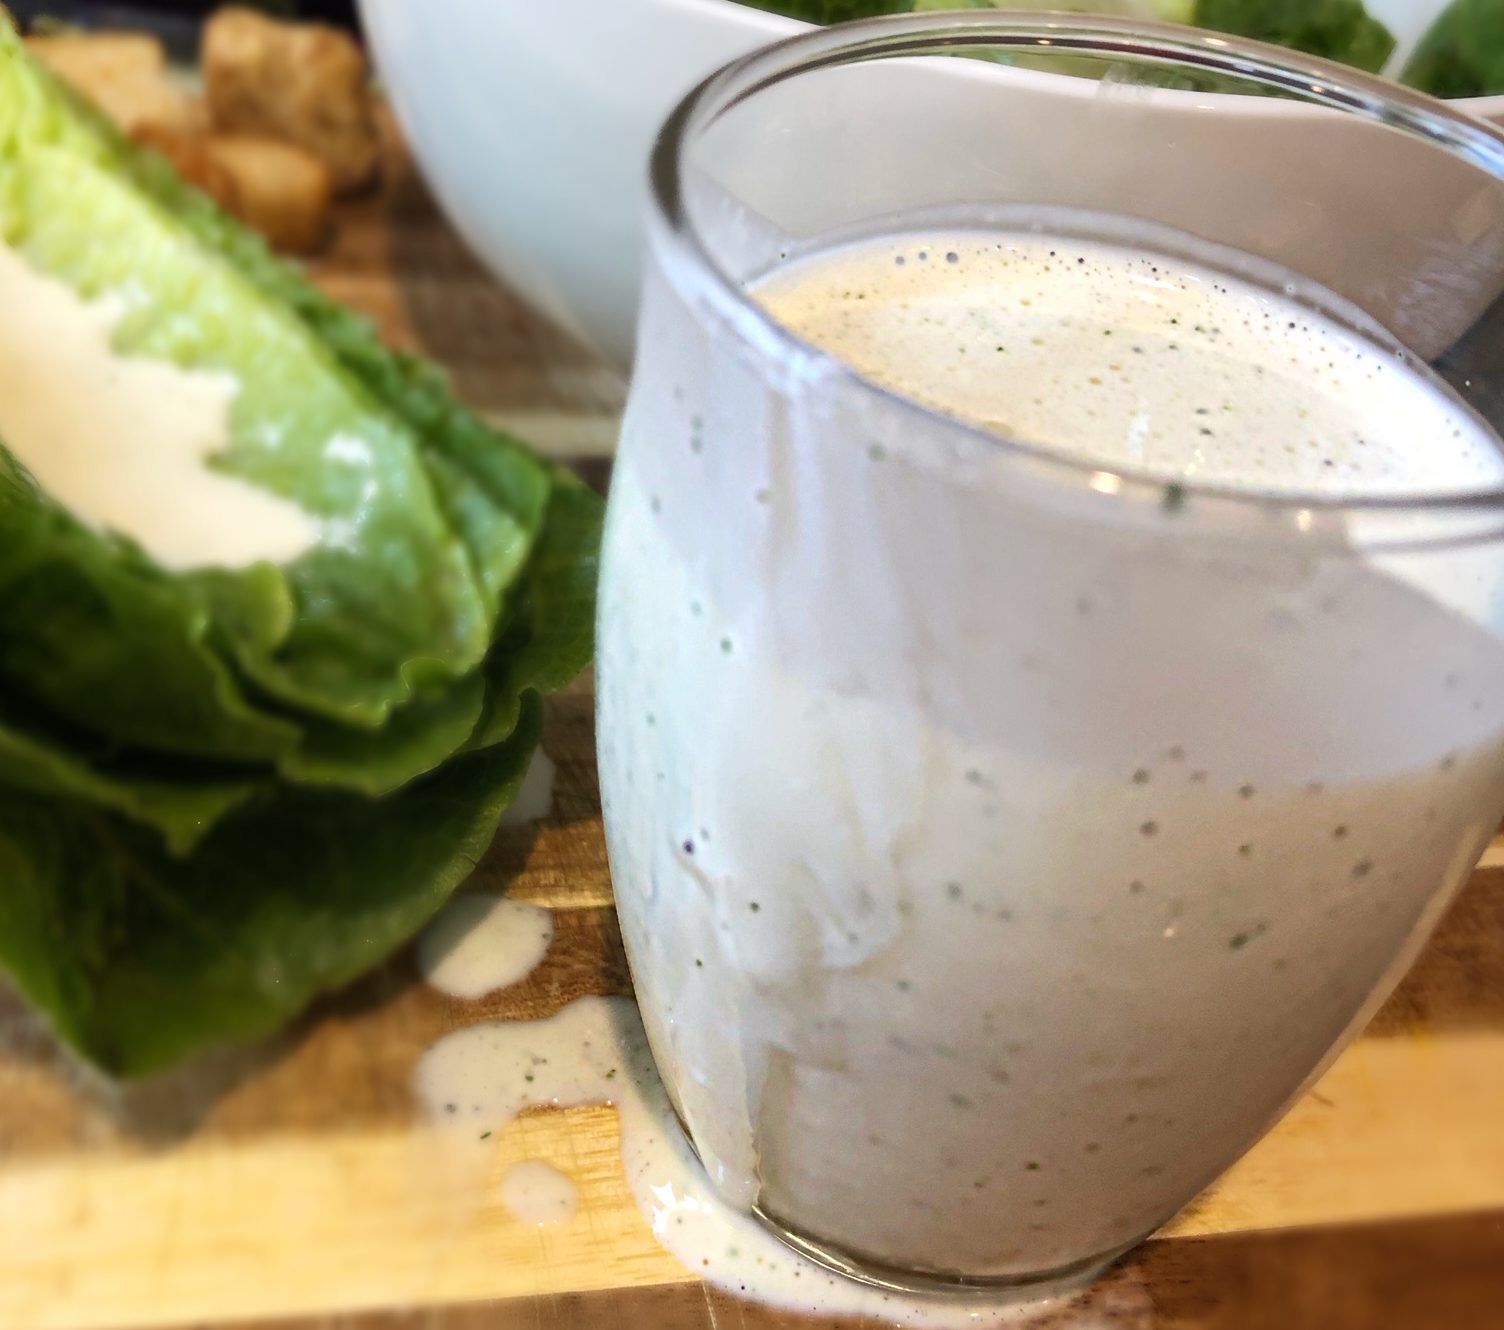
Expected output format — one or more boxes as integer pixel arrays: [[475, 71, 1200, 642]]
[[0, 241, 319, 569], [753, 231, 1504, 495]]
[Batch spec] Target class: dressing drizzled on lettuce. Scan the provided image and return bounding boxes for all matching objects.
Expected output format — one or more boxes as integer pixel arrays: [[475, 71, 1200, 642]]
[[741, 0, 1504, 94], [0, 26, 600, 1076]]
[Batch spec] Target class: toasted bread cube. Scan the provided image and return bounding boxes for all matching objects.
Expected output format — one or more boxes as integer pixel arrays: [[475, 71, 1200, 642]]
[[131, 123, 242, 214], [27, 32, 197, 134], [203, 7, 379, 196], [206, 134, 333, 255]]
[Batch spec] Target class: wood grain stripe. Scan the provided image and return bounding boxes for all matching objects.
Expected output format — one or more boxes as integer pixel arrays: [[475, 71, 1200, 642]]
[[141, 1210, 1504, 1330], [2, 1021, 1502, 1330]]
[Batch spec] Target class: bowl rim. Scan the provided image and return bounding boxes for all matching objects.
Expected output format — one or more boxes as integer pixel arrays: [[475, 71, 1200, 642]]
[[676, 0, 1504, 119]]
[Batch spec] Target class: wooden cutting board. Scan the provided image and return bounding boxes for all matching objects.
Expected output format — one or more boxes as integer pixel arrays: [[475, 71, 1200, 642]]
[[2, 131, 1503, 1330]]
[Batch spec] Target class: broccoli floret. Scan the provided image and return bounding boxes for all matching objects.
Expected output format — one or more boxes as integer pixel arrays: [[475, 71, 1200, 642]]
[[1191, 0, 1394, 71], [1403, 0, 1504, 97]]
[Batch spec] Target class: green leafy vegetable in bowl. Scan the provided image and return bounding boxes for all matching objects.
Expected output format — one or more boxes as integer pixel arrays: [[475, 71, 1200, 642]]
[[742, 0, 1504, 95], [740, 0, 1393, 67], [1403, 0, 1504, 98], [1189, 0, 1393, 70], [0, 26, 601, 1077]]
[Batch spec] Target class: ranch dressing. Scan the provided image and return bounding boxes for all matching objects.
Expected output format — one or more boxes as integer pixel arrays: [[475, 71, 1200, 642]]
[[0, 241, 318, 570], [597, 226, 1504, 1281]]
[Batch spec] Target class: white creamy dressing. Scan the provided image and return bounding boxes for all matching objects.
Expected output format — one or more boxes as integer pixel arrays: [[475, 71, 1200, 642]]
[[499, 748, 557, 828], [0, 241, 319, 569], [499, 1160, 579, 1226], [417, 997, 1070, 1325], [595, 226, 1504, 1283], [416, 895, 554, 1000]]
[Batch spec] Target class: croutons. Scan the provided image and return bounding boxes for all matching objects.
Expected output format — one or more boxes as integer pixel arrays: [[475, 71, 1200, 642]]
[[203, 7, 379, 196], [129, 124, 241, 213], [206, 134, 334, 255], [21, 9, 373, 253], [27, 31, 199, 135]]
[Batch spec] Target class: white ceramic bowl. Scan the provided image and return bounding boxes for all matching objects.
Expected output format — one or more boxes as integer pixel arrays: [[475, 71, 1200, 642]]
[[360, 0, 1504, 369], [361, 0, 799, 368]]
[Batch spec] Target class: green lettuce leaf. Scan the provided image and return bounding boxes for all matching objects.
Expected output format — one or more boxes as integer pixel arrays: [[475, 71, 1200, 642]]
[[1, 143, 492, 725], [123, 127, 576, 784], [0, 696, 261, 857], [285, 671, 488, 795], [1402, 0, 1504, 97], [0, 697, 542, 1078], [89, 75, 556, 621], [0, 25, 564, 800], [468, 472, 603, 751], [0, 31, 549, 753], [0, 470, 597, 847], [5, 27, 555, 623], [0, 27, 603, 1077], [0, 448, 300, 763], [0, 435, 505, 807], [130, 132, 562, 790]]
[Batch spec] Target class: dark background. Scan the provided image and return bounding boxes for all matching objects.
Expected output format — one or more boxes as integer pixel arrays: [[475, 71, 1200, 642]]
[[9, 0, 361, 56]]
